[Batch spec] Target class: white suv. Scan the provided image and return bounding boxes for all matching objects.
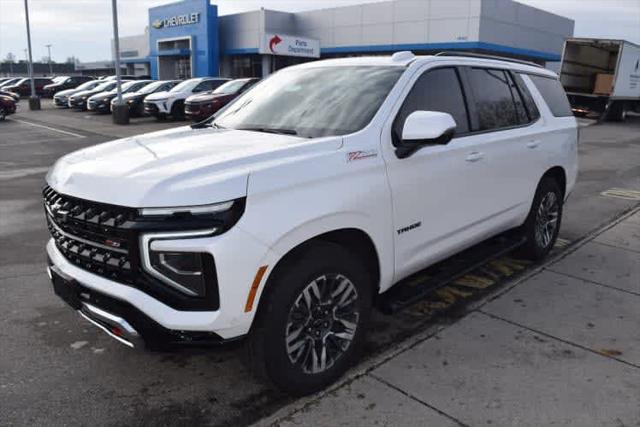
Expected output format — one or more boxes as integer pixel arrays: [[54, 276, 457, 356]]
[[44, 52, 577, 395], [143, 77, 229, 119]]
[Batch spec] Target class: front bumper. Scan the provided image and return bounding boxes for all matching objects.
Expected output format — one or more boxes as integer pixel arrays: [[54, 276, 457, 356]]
[[54, 97, 68, 107], [87, 99, 110, 112], [47, 260, 229, 349], [68, 98, 87, 109]]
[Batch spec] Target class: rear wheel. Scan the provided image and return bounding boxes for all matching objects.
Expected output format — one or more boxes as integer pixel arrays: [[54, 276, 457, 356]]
[[0, 107, 5, 121], [246, 242, 372, 395], [605, 101, 626, 122], [519, 177, 563, 260]]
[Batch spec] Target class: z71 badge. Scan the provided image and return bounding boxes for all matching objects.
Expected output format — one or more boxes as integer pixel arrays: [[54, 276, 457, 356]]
[[347, 150, 378, 162]]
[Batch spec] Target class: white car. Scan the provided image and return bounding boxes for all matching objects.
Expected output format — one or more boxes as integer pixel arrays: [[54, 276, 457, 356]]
[[44, 52, 577, 395], [143, 77, 229, 119]]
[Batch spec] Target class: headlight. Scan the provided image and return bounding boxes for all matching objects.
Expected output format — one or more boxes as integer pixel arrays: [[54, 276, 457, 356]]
[[138, 199, 245, 297], [141, 229, 217, 297], [139, 200, 234, 217], [127, 99, 135, 104]]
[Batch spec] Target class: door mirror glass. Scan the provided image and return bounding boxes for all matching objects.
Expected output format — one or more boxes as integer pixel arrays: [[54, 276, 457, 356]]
[[397, 111, 457, 158]]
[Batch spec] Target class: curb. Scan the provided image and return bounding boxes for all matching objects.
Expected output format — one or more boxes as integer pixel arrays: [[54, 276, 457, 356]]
[[254, 204, 640, 427]]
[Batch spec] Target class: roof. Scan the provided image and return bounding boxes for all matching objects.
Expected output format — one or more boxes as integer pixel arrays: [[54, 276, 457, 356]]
[[290, 52, 558, 77]]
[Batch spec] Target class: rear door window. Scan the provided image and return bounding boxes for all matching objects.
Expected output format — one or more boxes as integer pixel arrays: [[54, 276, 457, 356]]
[[512, 73, 540, 122], [527, 74, 573, 117], [393, 67, 470, 142], [467, 68, 520, 131]]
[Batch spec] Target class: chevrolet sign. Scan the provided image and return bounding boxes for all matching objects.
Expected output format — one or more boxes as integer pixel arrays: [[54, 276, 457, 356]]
[[152, 12, 200, 29]]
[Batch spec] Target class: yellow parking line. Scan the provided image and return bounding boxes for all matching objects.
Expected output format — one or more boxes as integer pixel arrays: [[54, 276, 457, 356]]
[[600, 188, 640, 201]]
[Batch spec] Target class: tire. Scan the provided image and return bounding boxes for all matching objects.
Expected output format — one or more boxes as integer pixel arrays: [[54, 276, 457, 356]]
[[170, 101, 184, 120], [605, 101, 626, 122], [245, 241, 373, 395], [0, 107, 5, 121], [519, 177, 563, 260]]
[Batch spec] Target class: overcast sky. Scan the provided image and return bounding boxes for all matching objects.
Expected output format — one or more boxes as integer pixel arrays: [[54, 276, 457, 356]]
[[0, 0, 638, 63]]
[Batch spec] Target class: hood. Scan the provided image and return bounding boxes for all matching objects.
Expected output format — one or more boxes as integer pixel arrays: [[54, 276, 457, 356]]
[[145, 91, 171, 101], [89, 91, 116, 101], [186, 92, 232, 104], [70, 89, 95, 99], [47, 126, 341, 208], [54, 88, 78, 97]]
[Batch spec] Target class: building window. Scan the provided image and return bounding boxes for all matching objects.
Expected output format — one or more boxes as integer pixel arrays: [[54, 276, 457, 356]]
[[230, 55, 261, 78]]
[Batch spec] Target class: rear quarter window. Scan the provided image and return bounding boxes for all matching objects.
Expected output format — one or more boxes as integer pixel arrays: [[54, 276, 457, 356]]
[[527, 74, 573, 117]]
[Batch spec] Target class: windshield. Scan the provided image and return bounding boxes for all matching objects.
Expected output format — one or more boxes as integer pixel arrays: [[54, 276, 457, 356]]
[[137, 81, 165, 94], [215, 66, 403, 138], [213, 79, 249, 95], [76, 80, 99, 91], [94, 81, 116, 92], [169, 79, 199, 93]]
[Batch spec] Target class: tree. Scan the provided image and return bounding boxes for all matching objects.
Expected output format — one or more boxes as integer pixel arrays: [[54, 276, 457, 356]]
[[65, 56, 77, 64], [3, 52, 16, 63]]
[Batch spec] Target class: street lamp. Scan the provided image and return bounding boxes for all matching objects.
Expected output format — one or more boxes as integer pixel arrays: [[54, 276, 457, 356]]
[[23, 0, 40, 110], [111, 0, 128, 124], [45, 44, 53, 75]]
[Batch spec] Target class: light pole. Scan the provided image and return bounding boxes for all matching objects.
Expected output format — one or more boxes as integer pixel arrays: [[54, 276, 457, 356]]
[[23, 0, 40, 110], [45, 44, 53, 75], [111, 0, 128, 124]]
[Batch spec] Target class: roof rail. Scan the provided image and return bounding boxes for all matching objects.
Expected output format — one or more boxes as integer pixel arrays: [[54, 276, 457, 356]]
[[434, 51, 543, 68]]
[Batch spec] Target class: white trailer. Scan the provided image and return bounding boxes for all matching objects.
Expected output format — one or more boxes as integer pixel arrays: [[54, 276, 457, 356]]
[[559, 38, 640, 121]]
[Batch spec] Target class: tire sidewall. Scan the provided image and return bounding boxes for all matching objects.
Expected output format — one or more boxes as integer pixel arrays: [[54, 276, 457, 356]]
[[257, 243, 372, 395], [523, 178, 563, 259]]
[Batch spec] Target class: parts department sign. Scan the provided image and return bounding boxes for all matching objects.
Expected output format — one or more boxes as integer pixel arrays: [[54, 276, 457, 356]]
[[152, 12, 200, 30], [259, 33, 320, 58]]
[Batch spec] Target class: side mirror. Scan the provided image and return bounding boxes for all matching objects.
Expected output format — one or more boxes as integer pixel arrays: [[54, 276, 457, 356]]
[[396, 111, 457, 159]]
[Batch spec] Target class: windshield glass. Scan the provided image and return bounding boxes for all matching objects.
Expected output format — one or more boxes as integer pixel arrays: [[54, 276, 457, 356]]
[[76, 80, 99, 91], [213, 79, 248, 95], [215, 66, 403, 138], [137, 81, 165, 94], [94, 81, 116, 92], [169, 79, 199, 93]]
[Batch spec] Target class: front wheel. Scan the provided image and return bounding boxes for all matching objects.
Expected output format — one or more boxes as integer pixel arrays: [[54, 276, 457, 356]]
[[519, 177, 563, 260], [246, 242, 372, 395]]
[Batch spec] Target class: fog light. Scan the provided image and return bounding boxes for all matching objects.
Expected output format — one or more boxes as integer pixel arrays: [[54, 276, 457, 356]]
[[149, 251, 206, 296]]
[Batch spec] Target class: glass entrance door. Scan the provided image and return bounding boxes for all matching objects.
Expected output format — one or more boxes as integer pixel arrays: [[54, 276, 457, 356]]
[[175, 58, 191, 80]]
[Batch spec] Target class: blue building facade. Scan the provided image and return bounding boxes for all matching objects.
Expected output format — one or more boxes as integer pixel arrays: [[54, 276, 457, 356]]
[[148, 0, 219, 80]]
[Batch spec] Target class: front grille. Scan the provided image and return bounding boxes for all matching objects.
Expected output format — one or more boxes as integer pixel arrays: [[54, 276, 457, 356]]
[[43, 186, 224, 311], [144, 102, 159, 113], [44, 186, 138, 284]]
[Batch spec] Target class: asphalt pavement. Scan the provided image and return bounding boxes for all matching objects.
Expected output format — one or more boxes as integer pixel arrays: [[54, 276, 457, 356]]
[[1, 101, 639, 426]]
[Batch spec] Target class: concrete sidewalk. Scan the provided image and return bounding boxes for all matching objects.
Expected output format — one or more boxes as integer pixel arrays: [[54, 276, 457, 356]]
[[262, 210, 640, 426]]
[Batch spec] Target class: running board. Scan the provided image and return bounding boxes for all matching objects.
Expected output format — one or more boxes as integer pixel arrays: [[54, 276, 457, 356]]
[[378, 233, 527, 314]]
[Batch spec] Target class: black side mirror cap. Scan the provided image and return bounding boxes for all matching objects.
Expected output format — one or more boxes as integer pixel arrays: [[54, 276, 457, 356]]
[[395, 128, 455, 159]]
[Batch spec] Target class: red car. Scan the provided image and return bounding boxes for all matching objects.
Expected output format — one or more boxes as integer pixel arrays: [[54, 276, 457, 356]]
[[0, 95, 17, 120], [3, 77, 53, 97], [184, 78, 259, 121]]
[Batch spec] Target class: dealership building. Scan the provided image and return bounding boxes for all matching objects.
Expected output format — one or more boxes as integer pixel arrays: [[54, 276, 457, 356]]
[[112, 0, 574, 80]]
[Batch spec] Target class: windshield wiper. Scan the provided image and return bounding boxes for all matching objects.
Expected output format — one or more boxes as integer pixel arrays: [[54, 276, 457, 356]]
[[191, 120, 223, 130], [237, 127, 298, 136]]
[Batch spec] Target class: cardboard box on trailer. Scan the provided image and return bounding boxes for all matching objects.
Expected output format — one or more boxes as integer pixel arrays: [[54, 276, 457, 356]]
[[593, 73, 614, 95]]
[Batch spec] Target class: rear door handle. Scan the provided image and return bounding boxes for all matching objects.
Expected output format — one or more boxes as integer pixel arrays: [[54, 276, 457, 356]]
[[465, 151, 484, 162], [526, 140, 540, 149]]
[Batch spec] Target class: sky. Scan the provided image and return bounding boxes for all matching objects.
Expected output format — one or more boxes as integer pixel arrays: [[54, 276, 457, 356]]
[[0, 0, 639, 63]]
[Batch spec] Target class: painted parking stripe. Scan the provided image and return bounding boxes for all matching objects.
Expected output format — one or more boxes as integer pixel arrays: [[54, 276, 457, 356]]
[[600, 188, 640, 201], [9, 118, 86, 138]]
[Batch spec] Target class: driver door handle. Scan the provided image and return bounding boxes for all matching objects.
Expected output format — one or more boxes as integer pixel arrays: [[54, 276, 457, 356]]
[[526, 140, 540, 149], [466, 151, 484, 162]]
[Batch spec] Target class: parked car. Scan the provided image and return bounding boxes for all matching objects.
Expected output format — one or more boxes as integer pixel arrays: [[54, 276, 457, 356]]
[[43, 52, 577, 395], [0, 78, 22, 89], [143, 77, 229, 119], [4, 77, 53, 96], [68, 80, 122, 110], [185, 78, 260, 122], [0, 94, 17, 120], [101, 75, 142, 81], [43, 76, 94, 98], [0, 90, 20, 102], [110, 80, 180, 116], [53, 80, 103, 107], [87, 80, 153, 113]]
